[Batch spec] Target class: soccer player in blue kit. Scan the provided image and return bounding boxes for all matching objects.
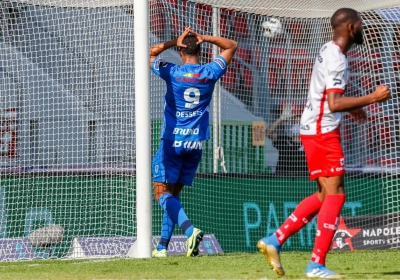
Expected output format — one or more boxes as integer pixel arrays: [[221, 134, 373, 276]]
[[149, 27, 237, 257]]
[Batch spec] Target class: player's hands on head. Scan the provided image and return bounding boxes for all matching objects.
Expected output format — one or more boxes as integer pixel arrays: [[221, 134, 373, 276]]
[[177, 26, 192, 48], [188, 29, 205, 45], [373, 85, 391, 103]]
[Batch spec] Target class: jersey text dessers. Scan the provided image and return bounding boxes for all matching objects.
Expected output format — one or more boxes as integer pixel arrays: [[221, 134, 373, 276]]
[[152, 56, 227, 141], [300, 41, 349, 136]]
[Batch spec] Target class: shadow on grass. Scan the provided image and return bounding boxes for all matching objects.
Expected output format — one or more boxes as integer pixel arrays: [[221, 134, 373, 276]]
[[345, 271, 400, 276], [382, 271, 400, 275]]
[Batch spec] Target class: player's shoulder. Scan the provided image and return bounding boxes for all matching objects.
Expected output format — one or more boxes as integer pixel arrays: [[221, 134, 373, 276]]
[[320, 41, 346, 61], [153, 58, 175, 70], [319, 41, 347, 71], [205, 56, 227, 70]]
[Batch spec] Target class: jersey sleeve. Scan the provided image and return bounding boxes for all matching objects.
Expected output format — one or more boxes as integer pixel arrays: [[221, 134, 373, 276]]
[[207, 56, 228, 79], [324, 53, 348, 94], [151, 58, 174, 80]]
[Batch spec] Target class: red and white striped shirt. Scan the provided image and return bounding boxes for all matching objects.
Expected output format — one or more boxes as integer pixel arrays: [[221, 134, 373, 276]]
[[300, 41, 349, 136]]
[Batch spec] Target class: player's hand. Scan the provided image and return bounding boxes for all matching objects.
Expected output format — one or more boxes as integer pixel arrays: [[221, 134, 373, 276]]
[[188, 29, 205, 45], [373, 85, 391, 103], [177, 27, 192, 48], [349, 108, 367, 124]]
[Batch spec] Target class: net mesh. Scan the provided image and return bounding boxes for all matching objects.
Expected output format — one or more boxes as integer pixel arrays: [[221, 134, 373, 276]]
[[0, 1, 137, 259], [150, 0, 400, 252], [0, 0, 399, 260]]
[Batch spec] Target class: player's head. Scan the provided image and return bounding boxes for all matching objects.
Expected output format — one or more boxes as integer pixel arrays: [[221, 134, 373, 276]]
[[179, 33, 201, 58], [331, 8, 363, 45]]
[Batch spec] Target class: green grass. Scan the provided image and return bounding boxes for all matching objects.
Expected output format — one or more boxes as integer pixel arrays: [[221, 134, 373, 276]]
[[0, 250, 399, 279]]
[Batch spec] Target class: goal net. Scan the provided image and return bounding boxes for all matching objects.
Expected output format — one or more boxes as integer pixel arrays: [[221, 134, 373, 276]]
[[0, 0, 398, 260], [150, 0, 400, 253]]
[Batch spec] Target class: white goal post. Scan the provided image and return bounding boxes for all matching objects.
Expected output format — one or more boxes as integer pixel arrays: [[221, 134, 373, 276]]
[[133, 0, 152, 259], [0, 0, 398, 261]]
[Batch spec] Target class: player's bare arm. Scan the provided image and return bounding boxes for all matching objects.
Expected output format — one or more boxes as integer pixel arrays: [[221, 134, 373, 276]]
[[148, 27, 191, 68], [327, 85, 391, 113], [190, 29, 238, 64]]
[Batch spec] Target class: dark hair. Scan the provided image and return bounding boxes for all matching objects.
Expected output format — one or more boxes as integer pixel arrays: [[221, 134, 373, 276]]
[[330, 8, 360, 29], [181, 34, 200, 56]]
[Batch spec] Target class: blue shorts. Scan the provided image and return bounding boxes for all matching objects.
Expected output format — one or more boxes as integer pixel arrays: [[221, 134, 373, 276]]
[[152, 139, 204, 186]]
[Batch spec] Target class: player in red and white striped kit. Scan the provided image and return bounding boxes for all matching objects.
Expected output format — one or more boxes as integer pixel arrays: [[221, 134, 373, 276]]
[[258, 8, 391, 278]]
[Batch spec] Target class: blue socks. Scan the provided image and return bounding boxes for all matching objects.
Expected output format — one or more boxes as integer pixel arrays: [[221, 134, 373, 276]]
[[158, 194, 194, 239], [157, 196, 179, 251], [261, 234, 281, 253]]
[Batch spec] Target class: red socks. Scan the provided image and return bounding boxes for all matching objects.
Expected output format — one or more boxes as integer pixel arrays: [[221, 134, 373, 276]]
[[275, 193, 346, 265], [311, 194, 346, 265], [276, 193, 322, 245]]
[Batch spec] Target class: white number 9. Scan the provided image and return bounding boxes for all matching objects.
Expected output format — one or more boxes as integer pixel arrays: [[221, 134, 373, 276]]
[[184, 87, 200, 108]]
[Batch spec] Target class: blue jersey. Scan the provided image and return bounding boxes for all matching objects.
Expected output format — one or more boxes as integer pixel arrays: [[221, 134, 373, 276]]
[[152, 56, 227, 141]]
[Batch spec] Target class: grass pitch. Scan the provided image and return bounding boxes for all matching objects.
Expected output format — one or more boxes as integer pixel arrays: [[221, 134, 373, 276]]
[[0, 250, 399, 279]]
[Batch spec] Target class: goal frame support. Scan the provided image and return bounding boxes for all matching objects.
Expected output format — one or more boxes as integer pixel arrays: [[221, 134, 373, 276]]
[[132, 0, 152, 259]]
